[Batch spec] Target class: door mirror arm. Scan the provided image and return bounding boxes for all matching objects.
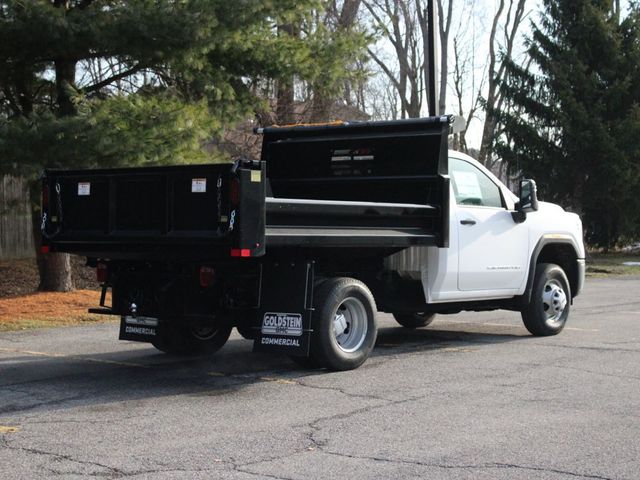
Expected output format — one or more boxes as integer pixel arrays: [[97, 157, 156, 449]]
[[511, 204, 527, 223]]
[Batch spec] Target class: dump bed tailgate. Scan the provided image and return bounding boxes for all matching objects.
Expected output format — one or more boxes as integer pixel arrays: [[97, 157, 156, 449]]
[[42, 163, 247, 258]]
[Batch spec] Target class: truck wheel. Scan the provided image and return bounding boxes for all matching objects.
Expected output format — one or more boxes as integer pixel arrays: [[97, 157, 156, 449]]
[[393, 312, 436, 328], [152, 319, 232, 355], [522, 263, 571, 336], [236, 324, 256, 340], [311, 278, 377, 371]]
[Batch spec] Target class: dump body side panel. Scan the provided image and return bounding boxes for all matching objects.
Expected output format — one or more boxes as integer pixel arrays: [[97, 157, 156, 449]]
[[260, 116, 451, 247]]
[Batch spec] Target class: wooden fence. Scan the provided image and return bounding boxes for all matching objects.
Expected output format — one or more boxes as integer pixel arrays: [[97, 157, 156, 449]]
[[0, 175, 35, 259]]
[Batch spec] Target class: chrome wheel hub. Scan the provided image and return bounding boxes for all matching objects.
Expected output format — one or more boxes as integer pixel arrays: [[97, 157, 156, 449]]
[[332, 297, 368, 353], [542, 279, 567, 326]]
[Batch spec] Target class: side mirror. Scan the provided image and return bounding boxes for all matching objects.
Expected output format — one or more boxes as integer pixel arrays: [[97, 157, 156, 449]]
[[512, 179, 539, 223], [518, 179, 539, 212]]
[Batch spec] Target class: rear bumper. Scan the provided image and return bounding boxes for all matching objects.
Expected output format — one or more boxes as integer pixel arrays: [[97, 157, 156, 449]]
[[574, 258, 586, 298]]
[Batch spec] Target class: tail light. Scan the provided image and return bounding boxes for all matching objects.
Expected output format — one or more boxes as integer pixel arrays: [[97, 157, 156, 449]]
[[96, 263, 108, 283], [230, 249, 251, 258], [199, 266, 215, 287]]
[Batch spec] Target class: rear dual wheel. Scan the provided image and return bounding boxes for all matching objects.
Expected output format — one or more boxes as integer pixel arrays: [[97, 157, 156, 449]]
[[236, 323, 256, 340], [293, 277, 378, 371], [152, 317, 232, 355]]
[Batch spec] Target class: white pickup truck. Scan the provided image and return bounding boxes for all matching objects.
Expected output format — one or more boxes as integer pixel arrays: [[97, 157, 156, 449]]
[[42, 116, 585, 370], [390, 149, 585, 335]]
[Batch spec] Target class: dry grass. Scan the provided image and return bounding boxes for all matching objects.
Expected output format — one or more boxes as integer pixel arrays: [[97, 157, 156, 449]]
[[0, 290, 115, 332], [586, 252, 640, 278]]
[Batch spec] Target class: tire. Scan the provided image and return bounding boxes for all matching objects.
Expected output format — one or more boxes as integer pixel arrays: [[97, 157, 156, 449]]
[[236, 324, 256, 340], [393, 312, 436, 328], [310, 277, 378, 371], [521, 263, 571, 336], [152, 317, 232, 355]]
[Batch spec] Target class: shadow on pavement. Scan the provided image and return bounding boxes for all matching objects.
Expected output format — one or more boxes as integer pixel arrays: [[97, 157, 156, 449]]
[[0, 324, 528, 417]]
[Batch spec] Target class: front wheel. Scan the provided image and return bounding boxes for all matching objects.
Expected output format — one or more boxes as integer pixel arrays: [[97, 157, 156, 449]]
[[152, 318, 232, 355], [393, 312, 436, 328], [521, 263, 571, 336], [311, 278, 378, 371]]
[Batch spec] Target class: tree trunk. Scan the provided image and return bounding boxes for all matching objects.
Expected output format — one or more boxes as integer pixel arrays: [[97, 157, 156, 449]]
[[40, 56, 78, 290], [55, 58, 78, 117], [478, 112, 496, 166], [38, 252, 74, 292], [276, 80, 295, 124], [29, 188, 74, 292], [437, 0, 453, 115], [40, 3, 78, 291], [309, 96, 333, 122], [14, 62, 34, 117]]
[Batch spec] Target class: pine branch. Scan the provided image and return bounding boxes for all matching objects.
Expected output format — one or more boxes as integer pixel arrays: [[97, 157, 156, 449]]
[[83, 65, 145, 94]]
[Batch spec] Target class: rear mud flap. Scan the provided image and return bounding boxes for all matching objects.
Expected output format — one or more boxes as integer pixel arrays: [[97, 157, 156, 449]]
[[253, 261, 314, 357], [119, 316, 160, 343]]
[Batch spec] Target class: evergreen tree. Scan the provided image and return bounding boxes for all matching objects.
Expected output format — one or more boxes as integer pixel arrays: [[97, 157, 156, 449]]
[[0, 0, 368, 290], [496, 0, 640, 248]]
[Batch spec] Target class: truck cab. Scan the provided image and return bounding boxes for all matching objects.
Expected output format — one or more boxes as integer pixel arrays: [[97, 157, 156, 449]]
[[422, 151, 584, 305]]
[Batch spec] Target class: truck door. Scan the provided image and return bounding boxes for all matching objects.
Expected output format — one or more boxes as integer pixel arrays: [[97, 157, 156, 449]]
[[450, 157, 528, 291]]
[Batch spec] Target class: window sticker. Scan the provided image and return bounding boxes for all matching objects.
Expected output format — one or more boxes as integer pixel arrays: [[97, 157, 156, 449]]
[[453, 171, 482, 199]]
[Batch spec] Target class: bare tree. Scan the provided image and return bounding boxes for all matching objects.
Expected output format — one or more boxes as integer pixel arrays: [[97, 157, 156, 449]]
[[449, 0, 485, 154], [451, 38, 484, 153], [416, 0, 453, 115], [477, 0, 527, 167], [436, 0, 454, 114], [365, 0, 423, 118], [365, 0, 454, 119], [366, 73, 401, 120]]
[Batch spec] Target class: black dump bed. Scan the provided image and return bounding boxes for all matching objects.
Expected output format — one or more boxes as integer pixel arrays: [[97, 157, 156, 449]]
[[42, 116, 451, 259]]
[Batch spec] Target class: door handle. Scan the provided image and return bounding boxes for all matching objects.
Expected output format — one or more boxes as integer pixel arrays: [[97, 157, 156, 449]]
[[460, 219, 476, 226]]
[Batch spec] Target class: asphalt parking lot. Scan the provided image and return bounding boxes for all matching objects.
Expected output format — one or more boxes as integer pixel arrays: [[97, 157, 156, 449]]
[[1, 276, 639, 480]]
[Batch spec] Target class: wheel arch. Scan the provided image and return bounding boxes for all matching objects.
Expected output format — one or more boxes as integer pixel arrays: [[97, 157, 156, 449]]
[[522, 236, 582, 305]]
